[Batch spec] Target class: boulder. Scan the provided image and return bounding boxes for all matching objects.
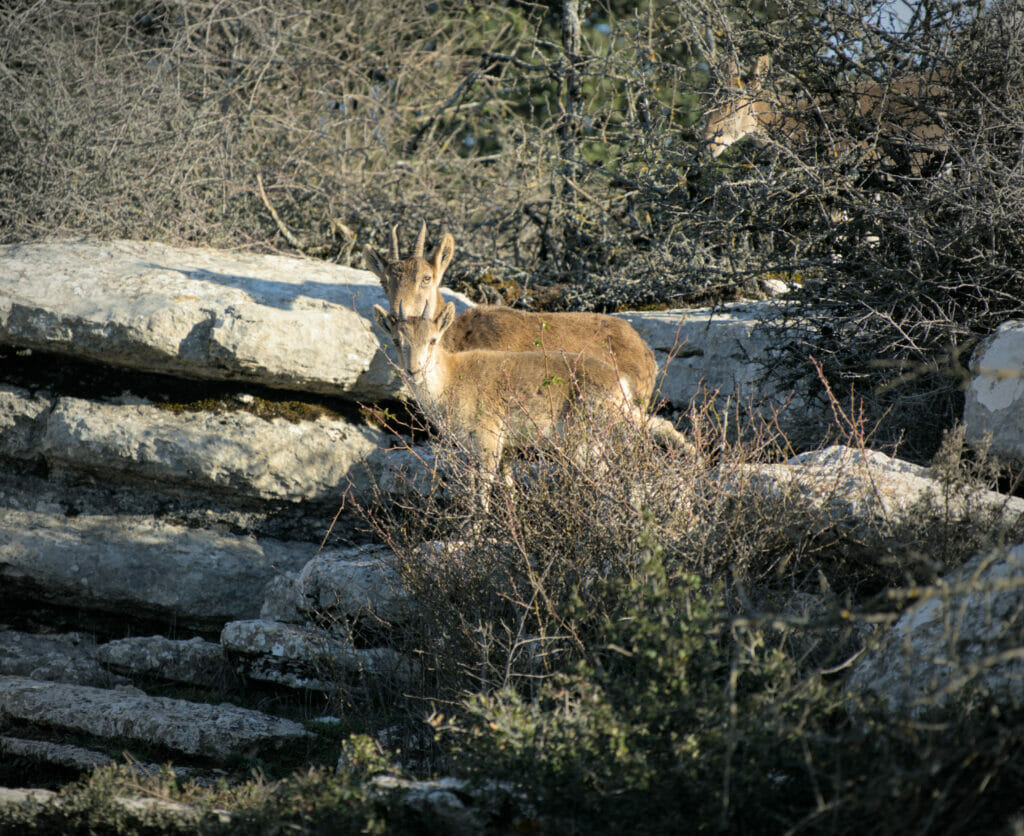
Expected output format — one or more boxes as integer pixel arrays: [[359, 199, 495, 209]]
[[0, 239, 471, 400], [0, 676, 309, 759], [0, 736, 113, 771], [261, 545, 411, 625], [0, 384, 51, 461], [737, 445, 1024, 533], [964, 320, 1024, 465], [0, 505, 315, 630], [848, 542, 1024, 712]]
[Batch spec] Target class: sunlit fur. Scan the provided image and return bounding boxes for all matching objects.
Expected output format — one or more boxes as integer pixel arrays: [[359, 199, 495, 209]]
[[365, 224, 659, 406], [373, 301, 694, 506], [704, 54, 947, 173]]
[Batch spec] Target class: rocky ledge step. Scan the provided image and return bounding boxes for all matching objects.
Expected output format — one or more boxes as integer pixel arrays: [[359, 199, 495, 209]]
[[1, 383, 429, 506], [0, 239, 471, 400], [0, 676, 309, 760], [0, 504, 316, 631]]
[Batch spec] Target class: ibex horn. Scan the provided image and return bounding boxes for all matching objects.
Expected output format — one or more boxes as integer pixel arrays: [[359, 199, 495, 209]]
[[414, 221, 427, 259], [390, 225, 400, 262]]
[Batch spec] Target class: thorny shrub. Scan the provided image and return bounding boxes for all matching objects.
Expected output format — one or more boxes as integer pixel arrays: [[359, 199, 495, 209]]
[[336, 355, 1023, 831]]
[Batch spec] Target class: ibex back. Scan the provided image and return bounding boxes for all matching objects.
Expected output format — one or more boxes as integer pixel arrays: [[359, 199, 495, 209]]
[[364, 224, 659, 406]]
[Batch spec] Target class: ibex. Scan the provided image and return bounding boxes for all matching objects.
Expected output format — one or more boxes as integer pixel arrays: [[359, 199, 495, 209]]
[[372, 301, 695, 505], [364, 224, 659, 406], [704, 55, 947, 175]]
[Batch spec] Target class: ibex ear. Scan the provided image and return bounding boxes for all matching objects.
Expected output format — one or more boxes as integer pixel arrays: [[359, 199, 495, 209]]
[[431, 233, 455, 283], [752, 54, 772, 86], [435, 301, 456, 334], [363, 246, 387, 284], [719, 58, 742, 87], [372, 304, 396, 337]]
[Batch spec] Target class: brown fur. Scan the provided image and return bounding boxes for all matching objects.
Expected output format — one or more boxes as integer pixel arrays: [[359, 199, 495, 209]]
[[373, 302, 693, 503], [364, 225, 659, 405], [704, 55, 947, 171]]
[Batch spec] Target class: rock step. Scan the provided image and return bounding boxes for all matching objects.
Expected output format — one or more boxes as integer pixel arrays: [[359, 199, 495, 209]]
[[0, 676, 309, 759], [0, 383, 430, 505], [0, 505, 315, 630], [221, 619, 417, 692], [0, 239, 471, 400]]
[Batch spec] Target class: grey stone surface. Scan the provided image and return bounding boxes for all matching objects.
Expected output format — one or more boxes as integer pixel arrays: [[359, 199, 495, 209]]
[[0, 736, 113, 771], [96, 636, 236, 690], [0, 629, 126, 687], [964, 320, 1024, 465], [0, 239, 471, 399], [0, 384, 52, 461], [0, 676, 309, 758], [263, 545, 411, 625], [848, 542, 1024, 712], [0, 781, 228, 823], [221, 619, 416, 691], [736, 445, 1024, 532], [0, 787, 56, 806], [616, 302, 815, 434], [0, 505, 315, 629], [40, 396, 385, 503]]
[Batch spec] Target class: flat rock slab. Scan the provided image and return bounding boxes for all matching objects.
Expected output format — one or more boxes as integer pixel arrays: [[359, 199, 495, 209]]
[[0, 506, 315, 629], [261, 544, 411, 625], [738, 446, 1024, 533], [96, 636, 236, 690], [0, 239, 470, 400], [0, 676, 308, 759], [0, 629, 125, 688], [964, 320, 1024, 465], [221, 619, 416, 691], [41, 395, 385, 503], [0, 384, 51, 460], [0, 735, 113, 771]]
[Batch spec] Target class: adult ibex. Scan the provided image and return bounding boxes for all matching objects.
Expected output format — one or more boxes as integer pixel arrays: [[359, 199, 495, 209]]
[[704, 55, 948, 175], [372, 300, 695, 506], [364, 224, 659, 406]]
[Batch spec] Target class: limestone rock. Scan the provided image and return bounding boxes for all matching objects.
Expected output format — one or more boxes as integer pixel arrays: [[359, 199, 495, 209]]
[[221, 619, 417, 691], [0, 676, 309, 758], [737, 445, 1024, 533], [96, 636, 236, 690], [265, 545, 411, 625], [0, 788, 56, 807], [964, 320, 1024, 465], [0, 736, 113, 771], [848, 542, 1024, 712], [0, 629, 125, 687], [40, 396, 385, 502], [0, 505, 315, 629], [0, 239, 471, 400], [0, 384, 51, 461], [616, 302, 815, 436]]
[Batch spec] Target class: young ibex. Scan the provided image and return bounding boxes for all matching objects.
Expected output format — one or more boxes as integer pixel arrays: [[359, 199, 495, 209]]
[[364, 224, 659, 406], [372, 301, 695, 505], [704, 55, 947, 174]]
